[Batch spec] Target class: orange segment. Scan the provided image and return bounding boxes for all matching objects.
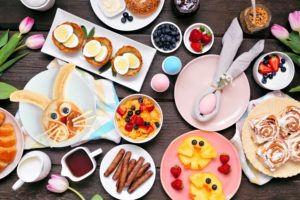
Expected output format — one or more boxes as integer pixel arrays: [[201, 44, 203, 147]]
[[0, 146, 16, 163], [0, 160, 8, 172], [0, 123, 14, 136], [0, 111, 5, 126], [0, 133, 16, 147]]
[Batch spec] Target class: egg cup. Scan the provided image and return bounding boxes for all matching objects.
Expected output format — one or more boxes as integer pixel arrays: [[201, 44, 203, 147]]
[[83, 37, 113, 68], [111, 46, 143, 77], [52, 22, 85, 53]]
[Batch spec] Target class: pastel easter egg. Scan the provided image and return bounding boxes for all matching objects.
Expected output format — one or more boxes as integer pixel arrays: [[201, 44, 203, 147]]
[[199, 93, 217, 115], [162, 56, 182, 75], [151, 73, 170, 92]]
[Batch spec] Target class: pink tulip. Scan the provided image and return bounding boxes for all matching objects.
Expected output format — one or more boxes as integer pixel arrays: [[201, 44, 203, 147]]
[[19, 17, 34, 34], [289, 11, 300, 32], [271, 24, 289, 40], [25, 34, 45, 49]]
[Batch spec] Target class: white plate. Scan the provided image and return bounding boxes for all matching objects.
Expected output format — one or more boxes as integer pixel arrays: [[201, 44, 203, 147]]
[[99, 144, 156, 200], [0, 108, 24, 179], [18, 68, 97, 148], [90, 0, 165, 31], [41, 8, 157, 92]]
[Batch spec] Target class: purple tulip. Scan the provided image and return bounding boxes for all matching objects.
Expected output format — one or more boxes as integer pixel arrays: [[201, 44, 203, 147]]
[[271, 24, 289, 40], [25, 34, 45, 49], [19, 17, 34, 34], [289, 11, 300, 32]]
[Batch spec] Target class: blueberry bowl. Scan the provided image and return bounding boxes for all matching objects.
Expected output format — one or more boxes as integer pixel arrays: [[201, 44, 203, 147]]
[[151, 21, 182, 54], [253, 51, 295, 90]]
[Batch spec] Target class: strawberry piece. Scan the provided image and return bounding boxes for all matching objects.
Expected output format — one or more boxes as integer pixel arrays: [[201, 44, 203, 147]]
[[202, 34, 212, 46], [191, 42, 202, 52], [125, 123, 133, 132], [268, 55, 280, 72], [140, 104, 147, 112], [219, 153, 230, 164], [117, 105, 127, 116], [189, 29, 203, 42], [258, 63, 273, 74], [146, 105, 155, 112], [218, 163, 231, 175], [170, 165, 182, 178], [171, 179, 184, 190], [130, 115, 137, 124], [140, 125, 154, 134], [134, 116, 144, 126]]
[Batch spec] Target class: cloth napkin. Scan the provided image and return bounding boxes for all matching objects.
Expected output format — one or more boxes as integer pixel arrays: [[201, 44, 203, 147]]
[[230, 91, 290, 185], [16, 59, 121, 149]]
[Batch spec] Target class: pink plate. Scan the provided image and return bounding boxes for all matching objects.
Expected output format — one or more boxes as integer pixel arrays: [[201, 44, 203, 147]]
[[160, 130, 241, 200], [174, 55, 250, 131]]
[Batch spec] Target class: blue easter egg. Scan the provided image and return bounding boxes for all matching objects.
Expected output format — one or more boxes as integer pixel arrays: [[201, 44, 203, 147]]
[[162, 56, 182, 75]]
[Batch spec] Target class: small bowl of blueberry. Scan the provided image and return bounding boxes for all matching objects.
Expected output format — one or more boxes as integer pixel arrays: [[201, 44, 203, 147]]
[[253, 51, 295, 90], [151, 21, 182, 53]]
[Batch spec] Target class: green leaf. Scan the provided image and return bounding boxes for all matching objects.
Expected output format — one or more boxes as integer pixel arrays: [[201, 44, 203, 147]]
[[81, 25, 88, 40], [0, 52, 29, 73], [286, 31, 300, 54], [91, 194, 103, 200], [199, 26, 206, 32], [0, 82, 17, 100], [87, 27, 95, 40], [289, 85, 300, 93], [99, 61, 112, 73], [0, 30, 9, 48], [0, 32, 22, 66], [285, 52, 300, 67]]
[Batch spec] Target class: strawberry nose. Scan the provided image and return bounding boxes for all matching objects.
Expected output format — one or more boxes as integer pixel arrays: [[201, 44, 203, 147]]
[[60, 116, 67, 124]]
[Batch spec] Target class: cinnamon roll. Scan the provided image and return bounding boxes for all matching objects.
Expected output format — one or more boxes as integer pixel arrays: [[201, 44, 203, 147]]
[[256, 139, 290, 171], [288, 138, 300, 162], [250, 115, 280, 144], [279, 106, 300, 139]]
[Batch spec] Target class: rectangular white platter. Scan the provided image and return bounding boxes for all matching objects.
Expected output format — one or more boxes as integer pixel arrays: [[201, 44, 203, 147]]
[[42, 8, 156, 92]]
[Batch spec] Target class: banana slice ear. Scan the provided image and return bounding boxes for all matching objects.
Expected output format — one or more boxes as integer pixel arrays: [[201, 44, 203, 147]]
[[52, 63, 76, 100], [10, 90, 51, 110]]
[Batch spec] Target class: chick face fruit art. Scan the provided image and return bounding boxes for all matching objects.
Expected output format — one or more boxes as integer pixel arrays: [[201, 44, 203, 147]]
[[177, 136, 217, 170], [189, 172, 225, 200]]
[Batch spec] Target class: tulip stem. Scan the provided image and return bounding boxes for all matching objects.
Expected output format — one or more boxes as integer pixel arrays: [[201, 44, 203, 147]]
[[13, 44, 26, 53], [68, 187, 85, 200]]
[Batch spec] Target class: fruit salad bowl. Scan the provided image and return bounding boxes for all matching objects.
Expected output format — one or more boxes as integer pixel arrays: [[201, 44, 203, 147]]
[[114, 94, 163, 144]]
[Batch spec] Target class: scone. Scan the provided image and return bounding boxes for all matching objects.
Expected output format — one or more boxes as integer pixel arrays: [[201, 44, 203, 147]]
[[82, 37, 113, 68], [52, 22, 85, 53], [125, 0, 160, 16], [112, 46, 143, 77]]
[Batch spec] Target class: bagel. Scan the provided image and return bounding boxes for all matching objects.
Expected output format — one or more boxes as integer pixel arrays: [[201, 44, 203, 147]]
[[125, 0, 160, 16]]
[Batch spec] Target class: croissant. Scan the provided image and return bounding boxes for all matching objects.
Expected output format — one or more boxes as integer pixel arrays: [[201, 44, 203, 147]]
[[279, 106, 300, 139]]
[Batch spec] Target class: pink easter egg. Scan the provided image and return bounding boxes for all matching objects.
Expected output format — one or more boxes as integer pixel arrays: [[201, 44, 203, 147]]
[[151, 73, 170, 92], [199, 93, 217, 115]]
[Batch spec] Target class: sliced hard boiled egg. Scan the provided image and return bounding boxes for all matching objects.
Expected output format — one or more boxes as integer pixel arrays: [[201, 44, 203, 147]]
[[54, 24, 73, 43], [95, 46, 108, 62], [114, 56, 129, 75], [63, 34, 79, 48], [123, 53, 140, 69], [83, 40, 101, 58]]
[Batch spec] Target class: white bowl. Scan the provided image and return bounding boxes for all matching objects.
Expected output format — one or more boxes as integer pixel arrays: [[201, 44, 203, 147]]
[[114, 94, 163, 143], [183, 23, 214, 54], [253, 51, 295, 90], [151, 21, 182, 54]]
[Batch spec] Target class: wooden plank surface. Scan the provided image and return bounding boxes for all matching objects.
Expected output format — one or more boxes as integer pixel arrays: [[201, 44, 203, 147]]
[[0, 0, 300, 199]]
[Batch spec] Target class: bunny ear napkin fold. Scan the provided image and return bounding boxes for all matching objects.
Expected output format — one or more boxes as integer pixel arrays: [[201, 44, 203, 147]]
[[193, 18, 265, 122]]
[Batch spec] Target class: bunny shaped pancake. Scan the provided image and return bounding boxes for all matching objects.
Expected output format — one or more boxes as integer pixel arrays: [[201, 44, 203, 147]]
[[10, 63, 91, 143]]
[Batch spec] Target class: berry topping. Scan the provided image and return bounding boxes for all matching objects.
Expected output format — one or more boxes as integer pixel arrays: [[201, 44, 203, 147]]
[[138, 97, 143, 103], [261, 78, 267, 84], [268, 55, 280, 72], [171, 179, 183, 191], [117, 105, 127, 116], [128, 111, 133, 116], [268, 73, 273, 79], [281, 66, 287, 72], [155, 122, 160, 128], [205, 178, 211, 184], [134, 116, 144, 126], [281, 58, 286, 64], [258, 63, 273, 74], [125, 117, 130, 122], [144, 122, 150, 126], [135, 110, 141, 115], [146, 105, 155, 112], [170, 165, 182, 178], [218, 163, 231, 175], [134, 124, 139, 130], [130, 106, 136, 110], [125, 123, 133, 132], [219, 154, 230, 164]]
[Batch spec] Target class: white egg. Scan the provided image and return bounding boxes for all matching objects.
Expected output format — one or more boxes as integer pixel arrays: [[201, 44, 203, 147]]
[[83, 40, 101, 58], [95, 46, 108, 62], [63, 34, 79, 48], [114, 56, 129, 75], [123, 53, 140, 69], [54, 24, 73, 43]]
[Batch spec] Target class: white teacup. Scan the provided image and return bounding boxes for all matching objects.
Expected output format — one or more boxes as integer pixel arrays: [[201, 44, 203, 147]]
[[20, 0, 55, 11], [61, 147, 102, 182], [12, 151, 51, 190]]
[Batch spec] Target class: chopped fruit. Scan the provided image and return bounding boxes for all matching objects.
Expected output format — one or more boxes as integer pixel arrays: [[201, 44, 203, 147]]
[[191, 42, 202, 52], [134, 116, 144, 126], [130, 106, 136, 110], [133, 124, 139, 130], [125, 117, 130, 122], [219, 154, 230, 164], [258, 63, 273, 74], [117, 105, 127, 116], [218, 163, 231, 175], [155, 122, 160, 128], [130, 115, 137, 124], [281, 66, 286, 72], [189, 29, 202, 42], [268, 55, 280, 72], [146, 105, 155, 112], [128, 111, 133, 116], [135, 110, 141, 115], [171, 179, 184, 190], [125, 123, 133, 132], [139, 125, 154, 134], [140, 104, 147, 112], [202, 34, 212, 45], [170, 165, 182, 178], [138, 97, 143, 103], [144, 122, 150, 126]]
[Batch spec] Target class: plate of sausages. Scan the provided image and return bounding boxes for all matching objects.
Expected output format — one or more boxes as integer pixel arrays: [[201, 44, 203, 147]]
[[100, 144, 156, 200]]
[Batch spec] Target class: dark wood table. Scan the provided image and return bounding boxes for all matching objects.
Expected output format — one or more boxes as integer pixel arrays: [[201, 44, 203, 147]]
[[1, 0, 300, 199]]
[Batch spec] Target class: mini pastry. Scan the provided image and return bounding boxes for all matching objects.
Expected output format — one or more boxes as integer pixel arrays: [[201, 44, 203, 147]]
[[288, 138, 300, 162], [256, 139, 290, 172], [125, 0, 160, 16], [111, 46, 143, 76], [177, 136, 217, 170], [52, 22, 84, 53], [250, 115, 279, 144], [82, 37, 113, 68], [279, 106, 300, 139]]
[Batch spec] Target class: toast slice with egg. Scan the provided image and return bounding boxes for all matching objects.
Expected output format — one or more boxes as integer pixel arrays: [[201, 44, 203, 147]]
[[52, 22, 84, 53], [111, 46, 143, 76]]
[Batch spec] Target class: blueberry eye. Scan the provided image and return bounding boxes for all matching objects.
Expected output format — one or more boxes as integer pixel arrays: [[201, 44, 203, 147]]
[[191, 140, 197, 145], [59, 103, 71, 116], [212, 184, 217, 190], [199, 141, 205, 146], [51, 113, 58, 120], [62, 107, 70, 114], [205, 178, 211, 184]]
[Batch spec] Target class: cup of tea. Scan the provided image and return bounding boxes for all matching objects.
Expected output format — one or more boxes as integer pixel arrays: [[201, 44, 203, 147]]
[[61, 147, 102, 182], [20, 0, 55, 11], [12, 151, 51, 190]]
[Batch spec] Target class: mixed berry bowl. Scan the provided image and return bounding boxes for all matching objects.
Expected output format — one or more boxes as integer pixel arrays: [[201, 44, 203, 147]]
[[253, 51, 295, 90]]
